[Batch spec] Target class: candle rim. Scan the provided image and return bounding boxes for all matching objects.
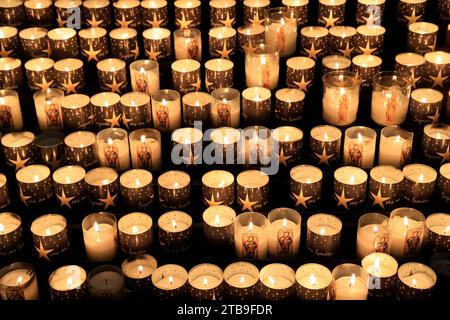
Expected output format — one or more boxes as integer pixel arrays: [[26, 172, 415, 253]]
[[64, 130, 96, 148], [408, 21, 439, 34], [82, 0, 109, 8], [1, 130, 35, 148], [151, 264, 188, 289], [47, 28, 77, 40], [118, 212, 153, 235], [361, 253, 398, 278], [295, 263, 333, 289], [61, 93, 90, 109], [78, 27, 107, 39], [242, 86, 271, 101], [352, 54, 382, 67], [24, 57, 54, 71], [290, 164, 323, 183], [16, 164, 50, 183], [307, 213, 342, 235], [143, 27, 171, 39], [171, 58, 201, 73], [0, 263, 36, 288], [91, 91, 121, 106], [236, 169, 269, 188], [53, 165, 86, 184], [85, 167, 118, 186], [112, 0, 140, 9], [158, 211, 192, 232], [223, 261, 259, 287], [109, 27, 138, 40], [370, 165, 404, 184], [140, 0, 167, 9], [275, 87, 305, 102], [120, 91, 151, 107], [210, 0, 236, 8], [203, 205, 236, 227], [334, 166, 368, 185], [49, 265, 86, 291], [96, 58, 126, 72], [24, 0, 52, 8], [121, 254, 157, 279], [201, 169, 234, 188], [30, 213, 67, 237], [357, 24, 386, 36], [397, 262, 437, 287], [54, 58, 83, 72], [0, 26, 18, 38], [0, 57, 21, 70], [424, 51, 450, 65], [188, 263, 224, 289], [403, 163, 437, 183], [300, 25, 328, 38], [119, 169, 153, 189], [287, 56, 315, 70], [55, 0, 82, 9], [0, 0, 24, 8], [19, 27, 47, 39], [329, 25, 357, 37], [411, 88, 443, 104], [174, 0, 201, 9], [259, 263, 295, 289], [395, 52, 426, 67], [157, 170, 190, 189], [425, 213, 450, 235], [439, 162, 450, 179]]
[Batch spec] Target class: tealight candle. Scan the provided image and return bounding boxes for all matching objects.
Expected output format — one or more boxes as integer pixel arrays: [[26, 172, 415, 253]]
[[332, 264, 368, 300], [223, 261, 259, 300], [356, 212, 390, 258], [259, 263, 295, 300], [129, 128, 162, 170], [423, 51, 450, 89], [54, 58, 85, 94], [203, 205, 236, 245], [34, 130, 65, 170], [264, 7, 297, 57], [309, 125, 342, 166], [83, 0, 112, 29], [120, 92, 152, 131], [49, 265, 88, 301], [369, 165, 404, 210], [24, 57, 54, 92], [397, 0, 427, 25], [1, 131, 36, 171], [130, 60, 160, 96], [121, 254, 157, 293], [318, 0, 346, 28], [60, 94, 93, 132], [52, 165, 87, 209], [158, 211, 193, 253], [33, 88, 65, 132], [24, 0, 53, 28], [78, 27, 109, 64], [119, 169, 154, 211], [422, 123, 450, 165], [0, 212, 24, 256], [47, 28, 79, 60], [19, 27, 49, 60], [0, 57, 23, 90], [362, 253, 398, 297], [321, 55, 352, 74], [174, 28, 202, 61], [286, 56, 315, 92], [210, 0, 235, 28], [243, 0, 270, 24], [0, 26, 20, 58], [274, 88, 305, 122], [234, 211, 269, 260], [152, 264, 188, 299], [300, 26, 328, 60], [202, 170, 235, 207], [306, 214, 342, 257], [174, 0, 201, 29], [82, 212, 118, 262], [403, 164, 437, 205], [236, 169, 270, 212], [171, 127, 203, 167], [209, 27, 236, 59], [328, 26, 356, 57], [0, 0, 25, 27], [118, 212, 153, 254], [242, 126, 272, 167], [268, 207, 301, 258], [438, 163, 450, 203], [210, 127, 241, 164], [354, 24, 385, 56], [290, 164, 322, 209], [158, 170, 191, 210], [151, 89, 181, 132], [0, 174, 11, 210], [356, 0, 385, 25], [64, 131, 98, 167], [88, 265, 124, 300], [142, 27, 172, 61], [237, 24, 265, 53], [182, 91, 212, 126], [188, 263, 224, 300], [0, 89, 23, 131], [378, 126, 413, 168], [171, 59, 201, 94], [109, 28, 139, 64], [409, 88, 443, 126], [272, 126, 303, 167], [425, 213, 450, 252], [141, 0, 168, 29], [351, 54, 382, 87], [97, 128, 130, 172], [397, 262, 436, 300], [394, 52, 425, 89], [245, 43, 279, 90], [85, 167, 120, 210], [242, 87, 271, 126], [54, 0, 82, 28], [211, 88, 240, 128], [295, 263, 333, 300], [333, 166, 368, 210], [282, 0, 309, 27], [0, 262, 39, 300], [96, 58, 128, 94], [407, 22, 438, 54], [112, 0, 141, 29], [16, 164, 53, 207], [343, 126, 377, 169], [91, 92, 122, 130]]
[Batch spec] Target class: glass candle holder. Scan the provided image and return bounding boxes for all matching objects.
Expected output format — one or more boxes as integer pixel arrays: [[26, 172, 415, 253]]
[[332, 264, 369, 300], [259, 263, 295, 300], [49, 265, 88, 301], [425, 213, 450, 252], [122, 254, 157, 294], [322, 55, 352, 74], [60, 94, 93, 132], [243, 0, 270, 24], [356, 0, 385, 25], [333, 166, 368, 210], [53, 165, 87, 209], [318, 0, 346, 28], [402, 164, 437, 205], [309, 125, 342, 166], [79, 27, 109, 64], [158, 210, 193, 253], [351, 54, 382, 87], [306, 213, 342, 257], [97, 128, 130, 172], [83, 0, 112, 28], [151, 89, 181, 132], [300, 26, 328, 61], [16, 164, 53, 207], [328, 26, 356, 58], [369, 165, 404, 210], [211, 88, 240, 128], [34, 130, 65, 170], [210, 0, 235, 27], [0, 262, 39, 300], [378, 126, 413, 168], [397, 262, 436, 300], [24, 57, 54, 92], [54, 58, 85, 95], [210, 127, 241, 164], [0, 57, 23, 90], [109, 28, 139, 64], [407, 22, 438, 54], [0, 89, 23, 132], [202, 170, 234, 207], [1, 131, 36, 171], [188, 263, 224, 300], [143, 27, 172, 61], [287, 57, 315, 93], [394, 52, 425, 89], [295, 263, 333, 300], [118, 212, 153, 254], [85, 167, 120, 210], [174, 0, 201, 29], [371, 71, 412, 126], [354, 25, 385, 56], [157, 170, 191, 210], [130, 60, 160, 96], [119, 169, 154, 210], [0, 174, 11, 210], [0, 212, 24, 256], [362, 253, 398, 298], [129, 128, 162, 170], [356, 213, 390, 258], [0, 0, 25, 27], [24, 0, 53, 28], [82, 212, 118, 262], [64, 131, 98, 167], [97, 58, 128, 94], [171, 127, 203, 167], [272, 126, 303, 167], [422, 123, 450, 164], [234, 211, 269, 260], [171, 59, 201, 94], [397, 0, 426, 25], [88, 265, 124, 300], [245, 43, 280, 90], [268, 207, 301, 258], [209, 27, 236, 59], [241, 126, 272, 167], [141, 0, 168, 28], [438, 163, 450, 203], [113, 0, 141, 29], [423, 51, 450, 89], [152, 264, 188, 300], [174, 28, 202, 61], [91, 92, 122, 130], [274, 88, 305, 122], [409, 88, 443, 126], [264, 7, 297, 58], [322, 71, 361, 126], [47, 28, 79, 60], [30, 213, 69, 261], [223, 261, 259, 300], [290, 164, 322, 209], [182, 91, 212, 126], [19, 27, 49, 60], [343, 126, 377, 169], [33, 88, 64, 132], [242, 87, 271, 126], [203, 205, 236, 246], [388, 207, 425, 259], [54, 0, 82, 28], [120, 92, 152, 131], [0, 26, 20, 58], [237, 23, 265, 53]]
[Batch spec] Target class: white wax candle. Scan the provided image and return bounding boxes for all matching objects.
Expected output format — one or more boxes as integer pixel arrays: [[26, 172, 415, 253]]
[[151, 91, 181, 132], [378, 134, 410, 168], [130, 61, 160, 95], [159, 211, 191, 233], [343, 129, 376, 168], [371, 89, 410, 125], [33, 89, 65, 131], [245, 49, 279, 90], [260, 264, 295, 290], [98, 138, 130, 171], [83, 222, 117, 261], [122, 256, 157, 279], [203, 205, 235, 227], [129, 134, 161, 170], [264, 14, 297, 57], [174, 29, 202, 60], [388, 215, 424, 258], [356, 223, 389, 258], [30, 214, 66, 237], [152, 264, 187, 290], [323, 86, 359, 126], [16, 164, 50, 183], [268, 218, 300, 256], [211, 93, 240, 128], [334, 275, 368, 300], [234, 221, 268, 259], [0, 91, 23, 130]]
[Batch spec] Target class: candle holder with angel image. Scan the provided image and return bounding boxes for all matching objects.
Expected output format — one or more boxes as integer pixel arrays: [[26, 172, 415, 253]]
[[129, 129, 161, 171], [245, 44, 279, 90], [264, 7, 297, 58], [151, 89, 181, 132], [33, 88, 65, 132], [96, 128, 130, 172], [130, 60, 160, 96]]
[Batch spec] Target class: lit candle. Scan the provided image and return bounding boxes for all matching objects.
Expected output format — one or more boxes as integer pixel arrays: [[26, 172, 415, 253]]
[[109, 28, 139, 64], [300, 26, 328, 60], [82, 212, 118, 262], [237, 23, 265, 53], [259, 263, 295, 300], [174, 0, 201, 29], [0, 26, 20, 57], [53, 58, 85, 94], [274, 88, 305, 122], [24, 0, 53, 28], [202, 170, 235, 207], [438, 162, 450, 203], [130, 59, 160, 96], [209, 0, 235, 27], [55, 0, 82, 28], [174, 28, 202, 61], [242, 125, 272, 166], [425, 213, 450, 253], [0, 0, 25, 27], [19, 27, 49, 60], [286, 56, 315, 92], [142, 27, 172, 61], [157, 170, 191, 210], [236, 169, 270, 212], [208, 27, 236, 59], [151, 89, 181, 132], [409, 88, 443, 126], [88, 265, 124, 300], [0, 57, 23, 90], [91, 92, 122, 130], [356, 212, 390, 258], [0, 174, 10, 211], [272, 126, 303, 167], [64, 131, 98, 167], [52, 165, 87, 209], [188, 263, 224, 300], [1, 131, 36, 171], [368, 165, 404, 210], [328, 26, 356, 57], [24, 57, 54, 92], [152, 264, 188, 299], [210, 127, 241, 163], [119, 169, 154, 211], [396, 262, 436, 300], [333, 166, 368, 210], [182, 91, 212, 126], [264, 7, 297, 57], [234, 211, 269, 260], [202, 205, 236, 245], [84, 167, 120, 210], [321, 54, 352, 74], [268, 207, 301, 257], [397, 0, 427, 25], [378, 126, 413, 168], [129, 128, 162, 170], [112, 0, 141, 29], [245, 43, 279, 90], [211, 88, 240, 128], [223, 261, 259, 300], [394, 52, 425, 89], [351, 54, 382, 87], [121, 254, 157, 293], [0, 89, 23, 131], [343, 126, 377, 169], [402, 163, 437, 205], [33, 88, 65, 132], [318, 0, 346, 28], [332, 264, 369, 300], [407, 22, 439, 54], [0, 212, 24, 256], [118, 212, 153, 254], [282, 0, 309, 28], [171, 127, 203, 167], [49, 265, 88, 301], [306, 213, 342, 257], [289, 164, 322, 209], [243, 0, 270, 24], [141, 0, 168, 29], [422, 123, 450, 166], [96, 58, 128, 94], [47, 27, 79, 60], [158, 210, 193, 253], [16, 164, 53, 207], [295, 263, 333, 300], [83, 0, 111, 29], [423, 51, 450, 89], [120, 92, 152, 131], [97, 128, 130, 172], [0, 262, 39, 300], [242, 87, 271, 126], [60, 93, 93, 132], [362, 253, 398, 298], [171, 58, 201, 94], [356, 0, 385, 26], [354, 24, 385, 56]]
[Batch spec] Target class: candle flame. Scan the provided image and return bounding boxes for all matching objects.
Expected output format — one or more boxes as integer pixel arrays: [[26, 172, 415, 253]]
[[171, 219, 177, 229], [138, 265, 143, 274], [248, 221, 254, 232], [374, 256, 381, 274], [437, 133, 441, 139], [282, 218, 288, 229], [131, 225, 139, 234], [395, 135, 401, 143], [107, 138, 113, 145], [418, 173, 424, 182], [373, 225, 379, 233], [218, 180, 225, 188], [161, 98, 167, 106], [65, 176, 72, 184], [349, 175, 355, 184], [357, 133, 363, 144], [195, 100, 200, 107], [67, 277, 73, 289], [223, 136, 230, 144], [93, 221, 100, 232], [17, 276, 23, 285], [349, 273, 356, 287], [339, 88, 346, 96], [284, 134, 290, 142], [319, 228, 326, 235], [309, 273, 316, 286], [268, 276, 276, 286], [0, 223, 3, 233], [240, 276, 245, 284], [168, 276, 174, 284], [215, 213, 221, 226], [203, 277, 208, 286], [412, 278, 417, 287], [33, 175, 40, 183], [444, 226, 450, 234], [403, 216, 409, 227], [174, 181, 179, 188], [381, 176, 386, 183], [140, 135, 146, 143], [45, 228, 51, 236], [261, 56, 267, 65], [135, 179, 141, 187], [324, 132, 329, 141], [139, 67, 145, 74]]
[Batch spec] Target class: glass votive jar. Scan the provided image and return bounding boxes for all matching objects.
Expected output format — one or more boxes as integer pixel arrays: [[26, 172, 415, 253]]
[[113, 0, 141, 29], [407, 22, 438, 54], [322, 71, 361, 126], [54, 58, 85, 95], [64, 131, 98, 167], [354, 24, 385, 56], [397, 0, 426, 25], [267, 207, 301, 258], [182, 91, 212, 126], [351, 54, 382, 87], [0, 26, 20, 58], [356, 0, 385, 25], [158, 210, 193, 253], [88, 265, 124, 300], [242, 87, 271, 126], [306, 213, 342, 257], [79, 27, 109, 64], [82, 212, 118, 262], [60, 93, 93, 132], [19, 27, 49, 60], [318, 0, 346, 28], [241, 126, 272, 167], [245, 43, 280, 90], [120, 92, 152, 131], [333, 166, 368, 210], [409, 88, 443, 126], [211, 88, 240, 128], [209, 27, 236, 60], [259, 263, 295, 300], [438, 162, 450, 202], [34, 130, 65, 170], [16, 164, 53, 207], [237, 23, 265, 53], [272, 126, 303, 168], [394, 52, 425, 89], [118, 212, 153, 255], [371, 71, 412, 126], [203, 205, 236, 246], [289, 164, 322, 209], [0, 262, 39, 300], [202, 170, 234, 207], [174, 0, 201, 29], [378, 126, 413, 168], [142, 27, 172, 61], [234, 211, 269, 260], [171, 59, 201, 94], [85, 167, 120, 210], [129, 128, 161, 170], [369, 165, 404, 210], [300, 26, 328, 61], [422, 123, 450, 165], [119, 169, 154, 211], [343, 126, 377, 169], [121, 254, 157, 294], [188, 263, 224, 300], [83, 0, 111, 28], [91, 92, 122, 130], [274, 88, 305, 122], [97, 128, 130, 172], [0, 174, 10, 210], [403, 163, 437, 205], [1, 131, 36, 171], [362, 253, 398, 298], [332, 264, 369, 300], [0, 212, 24, 256], [47, 28, 79, 60], [24, 57, 54, 92], [53, 165, 87, 209], [141, 0, 168, 29], [24, 0, 53, 28], [171, 127, 203, 167], [33, 88, 65, 132], [328, 26, 356, 58], [152, 264, 188, 300], [210, 127, 241, 164], [96, 58, 128, 94], [49, 265, 88, 301], [109, 28, 139, 64], [309, 125, 342, 166], [130, 60, 160, 96], [0, 57, 23, 90], [174, 28, 202, 61], [223, 261, 259, 300], [295, 263, 333, 300], [425, 213, 450, 252], [356, 213, 390, 258], [0, 89, 23, 132], [396, 262, 436, 300], [151, 89, 181, 132], [0, 0, 25, 27], [264, 7, 297, 58], [423, 51, 450, 90], [322, 55, 352, 74], [157, 170, 191, 210]]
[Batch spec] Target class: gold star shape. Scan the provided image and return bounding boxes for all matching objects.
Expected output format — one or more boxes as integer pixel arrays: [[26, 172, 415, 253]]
[[177, 12, 193, 29], [116, 14, 133, 28], [292, 188, 312, 208], [145, 44, 161, 61], [87, 113, 95, 126], [191, 79, 201, 91], [362, 10, 380, 25], [35, 241, 53, 262], [249, 11, 263, 25], [427, 108, 440, 123], [99, 188, 117, 210], [83, 43, 102, 62], [147, 15, 164, 28], [430, 69, 448, 88], [56, 12, 66, 27], [42, 41, 52, 57], [57, 188, 75, 209], [338, 40, 354, 58], [293, 74, 312, 92], [322, 10, 339, 28], [87, 14, 103, 27], [370, 188, 390, 209], [60, 75, 80, 94], [10, 153, 30, 171], [105, 76, 124, 93], [239, 193, 258, 212], [404, 7, 422, 25], [19, 186, 31, 207], [204, 194, 223, 206], [121, 112, 133, 130], [130, 41, 140, 60], [437, 145, 450, 164], [205, 77, 214, 93], [335, 189, 354, 210], [314, 147, 334, 166], [277, 148, 292, 167], [35, 74, 54, 92], [216, 41, 233, 59], [181, 150, 200, 167], [304, 42, 322, 60], [427, 37, 436, 52], [105, 109, 122, 128], [0, 41, 13, 57], [219, 12, 234, 28], [410, 69, 421, 89], [359, 41, 377, 55], [243, 42, 257, 54]]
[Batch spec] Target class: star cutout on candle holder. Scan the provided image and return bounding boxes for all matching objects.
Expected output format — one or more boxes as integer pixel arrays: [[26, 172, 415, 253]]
[[190, 79, 202, 91], [177, 12, 193, 29], [87, 14, 104, 27], [35, 74, 54, 92], [362, 10, 380, 25], [243, 42, 258, 54], [145, 44, 161, 61], [249, 11, 263, 25], [60, 75, 80, 94], [99, 188, 117, 209], [219, 12, 235, 28], [57, 188, 75, 209], [429, 70, 448, 88], [314, 148, 334, 166], [437, 145, 450, 164], [10, 153, 30, 171], [335, 189, 354, 210], [277, 149, 292, 167], [410, 69, 421, 89], [19, 186, 31, 207], [427, 37, 437, 52], [181, 149, 200, 166], [105, 109, 122, 128], [87, 113, 95, 126], [204, 194, 223, 206], [338, 40, 354, 58], [105, 76, 124, 94], [404, 7, 422, 25], [42, 41, 52, 57], [130, 41, 140, 60], [0, 41, 13, 57], [239, 193, 258, 211], [359, 41, 377, 55], [304, 43, 322, 60], [116, 14, 134, 28], [147, 15, 164, 28], [56, 12, 66, 27], [293, 74, 312, 92], [292, 188, 312, 208], [427, 108, 440, 123], [121, 112, 133, 130], [322, 11, 339, 28], [205, 77, 214, 93], [83, 43, 102, 62], [216, 42, 233, 59], [370, 188, 390, 209], [35, 241, 53, 262]]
